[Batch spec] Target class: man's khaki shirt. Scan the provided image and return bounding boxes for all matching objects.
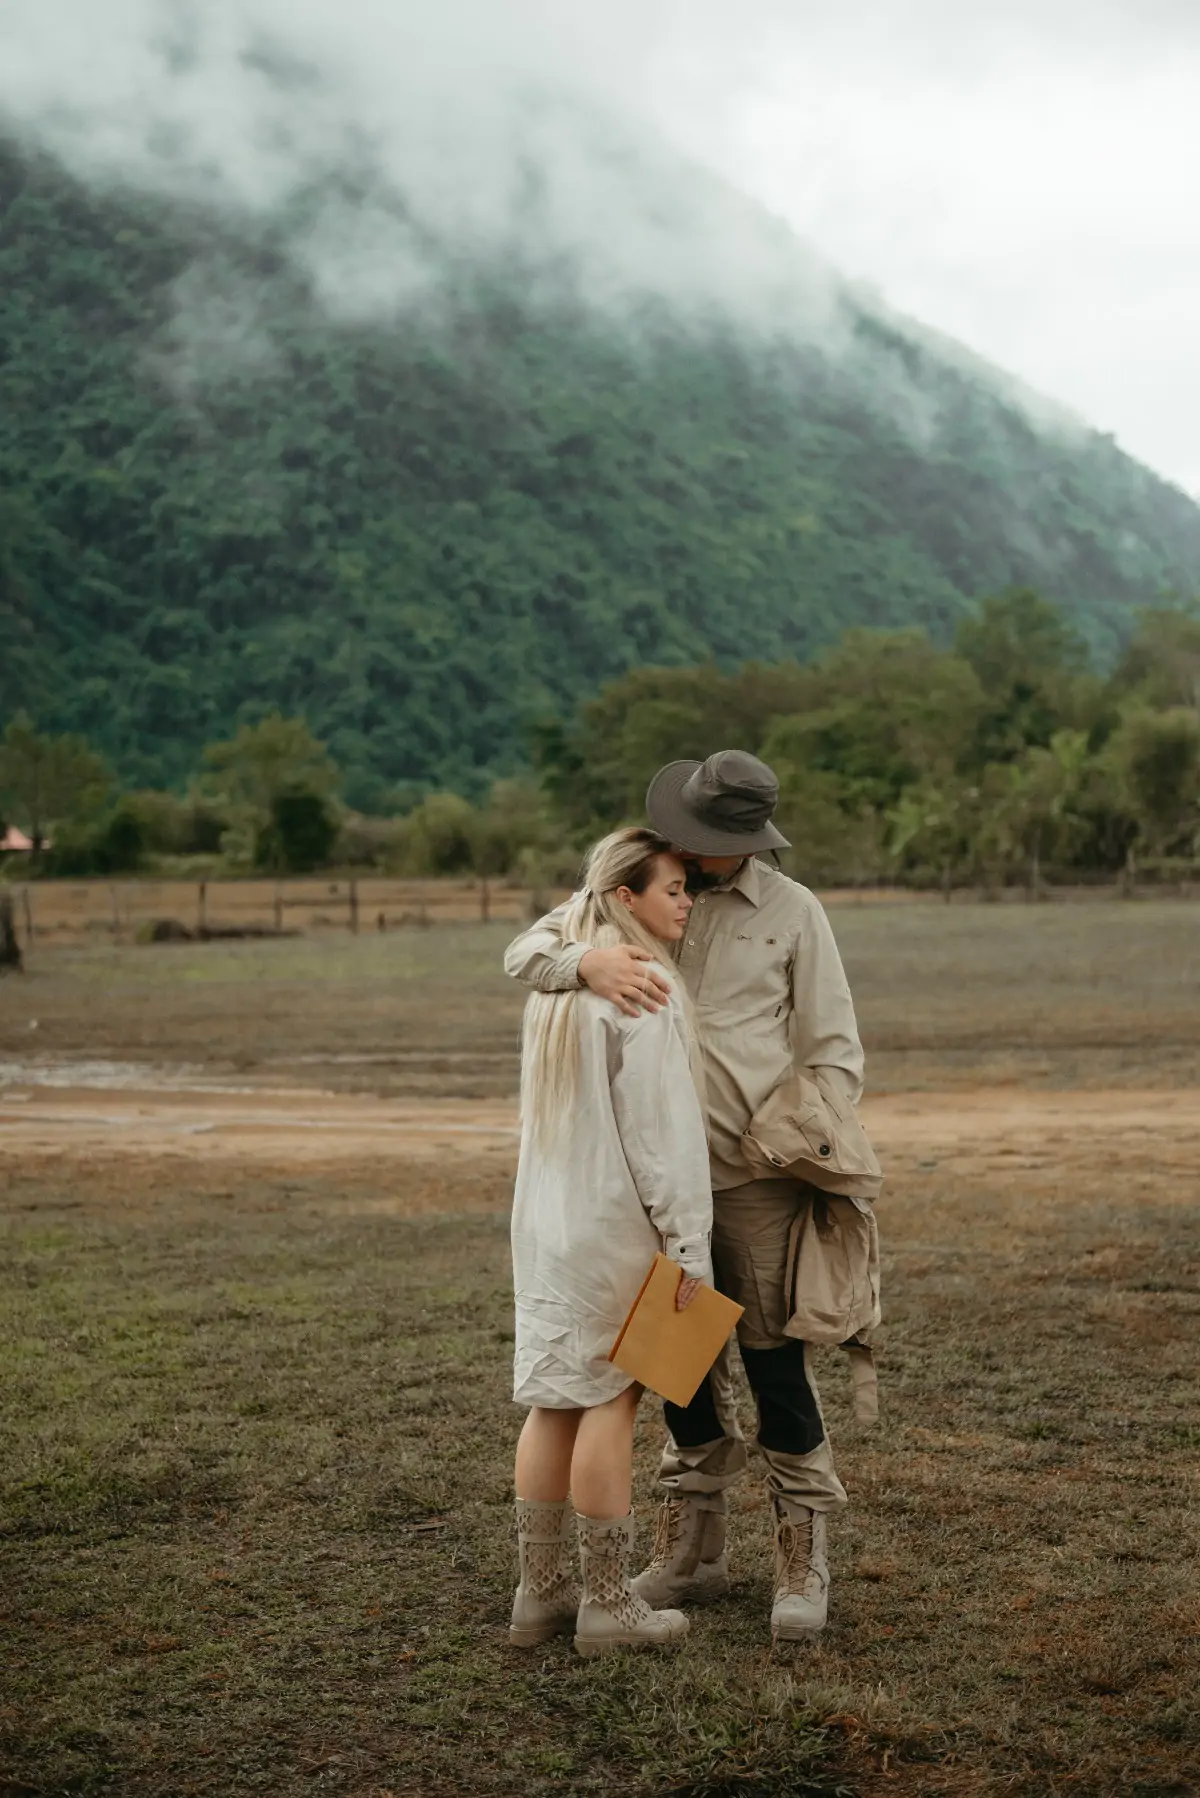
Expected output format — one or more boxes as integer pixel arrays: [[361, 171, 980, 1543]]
[[503, 857, 865, 1191]]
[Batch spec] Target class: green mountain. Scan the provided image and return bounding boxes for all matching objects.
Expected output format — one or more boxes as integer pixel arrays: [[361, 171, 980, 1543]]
[[2, 134, 1198, 804]]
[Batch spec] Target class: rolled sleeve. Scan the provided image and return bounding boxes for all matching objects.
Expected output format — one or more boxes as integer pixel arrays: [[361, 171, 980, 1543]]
[[503, 903, 588, 994]]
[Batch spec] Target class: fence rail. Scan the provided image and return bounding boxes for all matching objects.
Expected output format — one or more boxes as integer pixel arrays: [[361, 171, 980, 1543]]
[[7, 876, 560, 948], [6, 864, 1199, 952]]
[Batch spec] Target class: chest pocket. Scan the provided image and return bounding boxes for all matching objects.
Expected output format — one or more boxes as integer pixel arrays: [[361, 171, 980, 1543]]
[[700, 926, 792, 1015]]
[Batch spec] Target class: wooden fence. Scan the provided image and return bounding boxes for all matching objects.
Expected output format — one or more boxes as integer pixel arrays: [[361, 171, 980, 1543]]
[[7, 876, 559, 948]]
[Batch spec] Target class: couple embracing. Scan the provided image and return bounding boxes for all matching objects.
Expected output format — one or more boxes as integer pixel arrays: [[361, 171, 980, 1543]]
[[504, 750, 880, 1657]]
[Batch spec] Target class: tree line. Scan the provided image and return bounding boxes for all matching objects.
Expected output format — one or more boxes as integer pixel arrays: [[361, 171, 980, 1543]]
[[2, 590, 1198, 893]]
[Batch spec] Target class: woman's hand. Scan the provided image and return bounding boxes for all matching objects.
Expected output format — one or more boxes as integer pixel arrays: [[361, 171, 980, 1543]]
[[578, 945, 672, 1017], [676, 1275, 703, 1311]]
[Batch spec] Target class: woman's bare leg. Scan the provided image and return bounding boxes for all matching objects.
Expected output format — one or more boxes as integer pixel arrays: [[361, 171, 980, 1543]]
[[515, 1407, 582, 1503], [571, 1385, 642, 1518]]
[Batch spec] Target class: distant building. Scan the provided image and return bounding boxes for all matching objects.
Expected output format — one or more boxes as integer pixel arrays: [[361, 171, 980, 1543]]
[[0, 826, 34, 852]]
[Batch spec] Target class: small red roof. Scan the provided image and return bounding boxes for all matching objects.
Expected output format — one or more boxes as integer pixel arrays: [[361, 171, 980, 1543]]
[[0, 826, 34, 852]]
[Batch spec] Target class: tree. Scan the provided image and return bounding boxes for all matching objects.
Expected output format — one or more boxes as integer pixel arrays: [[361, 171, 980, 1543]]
[[956, 589, 1089, 766], [763, 630, 984, 815], [542, 662, 814, 832], [469, 781, 554, 881], [202, 714, 340, 865], [1026, 731, 1090, 882], [888, 777, 982, 897], [774, 770, 887, 889], [397, 793, 478, 875], [253, 791, 338, 873], [1111, 606, 1200, 712], [978, 730, 1092, 894], [1108, 707, 1200, 863], [0, 713, 111, 853]]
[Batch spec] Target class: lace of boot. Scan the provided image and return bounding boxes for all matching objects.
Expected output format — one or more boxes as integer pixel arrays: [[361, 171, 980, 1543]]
[[774, 1508, 825, 1603], [645, 1497, 688, 1573]]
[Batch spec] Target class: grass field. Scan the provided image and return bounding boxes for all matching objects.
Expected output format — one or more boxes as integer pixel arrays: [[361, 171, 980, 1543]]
[[2, 899, 1199, 1797]]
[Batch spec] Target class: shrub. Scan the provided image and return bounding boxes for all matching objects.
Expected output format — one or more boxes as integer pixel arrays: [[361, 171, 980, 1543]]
[[254, 789, 339, 873]]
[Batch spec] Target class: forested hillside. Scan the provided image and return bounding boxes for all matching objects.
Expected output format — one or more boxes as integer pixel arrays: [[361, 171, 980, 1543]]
[[3, 134, 1199, 803]]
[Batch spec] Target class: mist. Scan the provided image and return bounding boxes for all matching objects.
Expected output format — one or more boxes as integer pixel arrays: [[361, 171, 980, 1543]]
[[0, 0, 852, 341], [4, 0, 1200, 485]]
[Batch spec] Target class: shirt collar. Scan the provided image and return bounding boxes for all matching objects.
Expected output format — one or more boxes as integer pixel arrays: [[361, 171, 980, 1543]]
[[721, 856, 762, 907]]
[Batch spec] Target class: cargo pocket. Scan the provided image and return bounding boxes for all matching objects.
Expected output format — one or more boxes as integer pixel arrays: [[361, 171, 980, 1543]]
[[783, 1193, 880, 1346]]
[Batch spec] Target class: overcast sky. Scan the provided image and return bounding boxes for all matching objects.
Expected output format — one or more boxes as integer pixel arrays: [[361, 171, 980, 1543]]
[[2, 0, 1198, 493], [683, 1, 1200, 496]]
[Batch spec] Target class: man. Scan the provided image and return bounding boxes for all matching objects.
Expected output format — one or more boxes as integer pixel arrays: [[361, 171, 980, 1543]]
[[504, 749, 865, 1643]]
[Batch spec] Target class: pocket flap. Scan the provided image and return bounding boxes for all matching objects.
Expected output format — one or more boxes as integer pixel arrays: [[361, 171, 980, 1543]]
[[742, 1069, 882, 1190]]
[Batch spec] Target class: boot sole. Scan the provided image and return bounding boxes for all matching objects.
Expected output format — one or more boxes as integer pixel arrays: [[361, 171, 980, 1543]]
[[574, 1633, 687, 1658], [771, 1624, 825, 1645], [631, 1569, 732, 1607], [509, 1621, 574, 1648]]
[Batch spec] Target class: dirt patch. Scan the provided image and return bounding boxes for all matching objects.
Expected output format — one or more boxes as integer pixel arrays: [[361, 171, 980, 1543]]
[[4, 1078, 1198, 1228]]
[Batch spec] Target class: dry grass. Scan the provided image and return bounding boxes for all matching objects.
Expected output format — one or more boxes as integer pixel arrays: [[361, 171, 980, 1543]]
[[4, 897, 1199, 1095], [2, 898, 1199, 1796]]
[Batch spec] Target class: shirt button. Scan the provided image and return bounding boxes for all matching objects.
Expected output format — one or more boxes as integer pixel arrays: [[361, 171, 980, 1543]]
[[687, 938, 696, 946]]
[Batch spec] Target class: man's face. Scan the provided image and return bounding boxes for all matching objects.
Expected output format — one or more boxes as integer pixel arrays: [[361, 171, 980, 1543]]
[[673, 850, 746, 888]]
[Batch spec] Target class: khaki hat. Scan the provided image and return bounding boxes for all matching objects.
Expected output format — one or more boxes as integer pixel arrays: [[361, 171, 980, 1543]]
[[646, 750, 790, 856]]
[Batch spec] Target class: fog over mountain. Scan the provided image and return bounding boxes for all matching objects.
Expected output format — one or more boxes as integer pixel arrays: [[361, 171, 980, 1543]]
[[4, 0, 1199, 487], [2, 2, 1198, 798]]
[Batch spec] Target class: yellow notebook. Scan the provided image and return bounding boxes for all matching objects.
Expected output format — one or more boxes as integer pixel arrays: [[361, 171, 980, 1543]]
[[607, 1254, 744, 1407]]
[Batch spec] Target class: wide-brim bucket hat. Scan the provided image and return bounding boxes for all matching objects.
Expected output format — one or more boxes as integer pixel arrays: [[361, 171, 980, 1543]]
[[646, 750, 790, 856]]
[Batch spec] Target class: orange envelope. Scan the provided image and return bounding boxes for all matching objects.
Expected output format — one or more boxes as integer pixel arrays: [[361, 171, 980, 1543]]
[[607, 1254, 744, 1407]]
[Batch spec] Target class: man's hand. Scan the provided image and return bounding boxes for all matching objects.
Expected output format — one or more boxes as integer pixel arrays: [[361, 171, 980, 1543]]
[[578, 944, 671, 1017]]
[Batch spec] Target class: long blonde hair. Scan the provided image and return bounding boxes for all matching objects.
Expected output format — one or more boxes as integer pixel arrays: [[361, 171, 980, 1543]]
[[520, 827, 686, 1152]]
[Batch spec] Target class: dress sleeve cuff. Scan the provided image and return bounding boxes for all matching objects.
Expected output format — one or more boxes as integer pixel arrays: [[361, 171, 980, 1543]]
[[667, 1241, 713, 1282]]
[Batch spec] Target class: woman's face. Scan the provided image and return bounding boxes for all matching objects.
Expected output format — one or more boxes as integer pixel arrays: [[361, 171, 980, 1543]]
[[618, 853, 693, 942]]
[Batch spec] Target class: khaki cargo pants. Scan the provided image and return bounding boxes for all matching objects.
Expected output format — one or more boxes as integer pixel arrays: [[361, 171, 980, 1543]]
[[659, 1177, 847, 1513]]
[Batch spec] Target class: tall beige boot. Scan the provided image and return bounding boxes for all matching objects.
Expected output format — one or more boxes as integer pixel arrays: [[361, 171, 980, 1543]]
[[631, 1494, 730, 1606], [574, 1512, 690, 1658], [509, 1498, 579, 1648], [770, 1496, 830, 1644]]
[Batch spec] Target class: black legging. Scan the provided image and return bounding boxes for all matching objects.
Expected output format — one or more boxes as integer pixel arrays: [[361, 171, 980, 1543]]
[[663, 1337, 825, 1458]]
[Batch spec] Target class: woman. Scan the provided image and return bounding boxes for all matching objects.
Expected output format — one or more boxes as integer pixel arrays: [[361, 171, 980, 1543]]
[[509, 827, 712, 1657]]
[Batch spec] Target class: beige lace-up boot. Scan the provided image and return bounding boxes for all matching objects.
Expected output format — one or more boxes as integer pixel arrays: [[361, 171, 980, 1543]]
[[574, 1513, 690, 1657], [631, 1494, 730, 1606], [770, 1496, 830, 1643], [509, 1498, 580, 1648]]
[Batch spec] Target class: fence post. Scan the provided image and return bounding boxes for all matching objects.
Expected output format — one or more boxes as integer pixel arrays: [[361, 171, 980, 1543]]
[[480, 876, 491, 923], [349, 877, 359, 936], [274, 881, 283, 933], [109, 884, 121, 942], [197, 881, 207, 933], [21, 884, 34, 944]]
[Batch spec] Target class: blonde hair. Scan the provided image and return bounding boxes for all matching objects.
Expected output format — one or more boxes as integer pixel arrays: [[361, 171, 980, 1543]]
[[520, 827, 685, 1152]]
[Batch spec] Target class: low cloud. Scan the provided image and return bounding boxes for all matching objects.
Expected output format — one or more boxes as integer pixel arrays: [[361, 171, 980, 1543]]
[[2, 0, 1199, 484]]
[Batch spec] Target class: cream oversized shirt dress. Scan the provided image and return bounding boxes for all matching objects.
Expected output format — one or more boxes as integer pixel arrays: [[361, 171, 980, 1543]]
[[511, 974, 713, 1410]]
